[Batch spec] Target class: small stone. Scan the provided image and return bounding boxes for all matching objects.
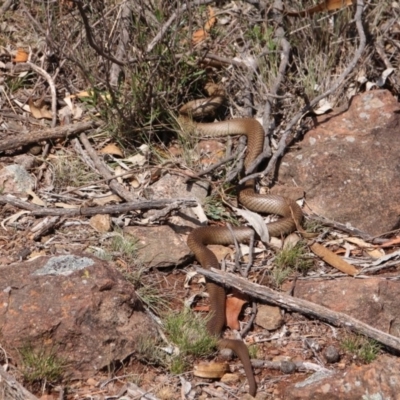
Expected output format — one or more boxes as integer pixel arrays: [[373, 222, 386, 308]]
[[280, 360, 296, 374], [220, 373, 240, 385], [324, 345, 340, 363], [86, 378, 98, 387], [255, 305, 284, 330]]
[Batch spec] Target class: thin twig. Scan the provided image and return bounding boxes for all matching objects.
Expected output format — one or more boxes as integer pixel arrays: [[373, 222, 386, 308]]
[[74, 0, 125, 66], [146, 0, 214, 53], [79, 132, 136, 202], [27, 62, 57, 129]]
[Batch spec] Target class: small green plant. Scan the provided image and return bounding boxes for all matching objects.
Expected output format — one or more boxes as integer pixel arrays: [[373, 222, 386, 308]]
[[170, 357, 188, 375], [92, 230, 139, 264], [124, 267, 170, 315], [165, 310, 217, 357], [109, 230, 138, 262], [19, 345, 66, 388], [274, 242, 313, 273], [204, 195, 239, 225], [164, 309, 217, 374], [270, 266, 292, 288], [136, 335, 167, 367], [341, 335, 381, 363], [248, 344, 259, 359]]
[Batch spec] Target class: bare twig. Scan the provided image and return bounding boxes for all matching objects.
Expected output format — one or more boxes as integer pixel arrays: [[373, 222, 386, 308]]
[[146, 0, 214, 53], [0, 120, 101, 152], [79, 132, 136, 202], [0, 0, 14, 13], [109, 1, 133, 87], [74, 0, 125, 66], [27, 62, 58, 129], [0, 195, 197, 216]]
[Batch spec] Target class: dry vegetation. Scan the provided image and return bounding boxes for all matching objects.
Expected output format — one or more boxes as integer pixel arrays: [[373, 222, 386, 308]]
[[0, 0, 399, 398]]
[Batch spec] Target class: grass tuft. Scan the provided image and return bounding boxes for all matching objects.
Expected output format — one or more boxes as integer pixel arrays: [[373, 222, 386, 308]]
[[341, 334, 381, 363], [19, 345, 66, 389]]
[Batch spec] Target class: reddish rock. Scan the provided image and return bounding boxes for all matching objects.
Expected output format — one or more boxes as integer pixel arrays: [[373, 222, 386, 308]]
[[0, 253, 157, 378], [282, 355, 400, 400], [293, 278, 400, 337], [124, 225, 192, 268], [278, 90, 400, 236]]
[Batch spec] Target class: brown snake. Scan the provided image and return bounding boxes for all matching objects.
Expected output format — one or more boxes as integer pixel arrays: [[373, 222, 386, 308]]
[[183, 91, 303, 396]]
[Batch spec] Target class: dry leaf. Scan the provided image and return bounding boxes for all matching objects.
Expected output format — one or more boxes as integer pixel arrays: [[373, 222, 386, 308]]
[[192, 6, 216, 45], [287, 0, 353, 17], [100, 143, 124, 157], [13, 48, 28, 63], [310, 242, 358, 276], [26, 189, 46, 206], [233, 207, 269, 243], [226, 289, 249, 331], [193, 361, 229, 379], [90, 214, 111, 233], [344, 237, 384, 258], [28, 97, 53, 120]]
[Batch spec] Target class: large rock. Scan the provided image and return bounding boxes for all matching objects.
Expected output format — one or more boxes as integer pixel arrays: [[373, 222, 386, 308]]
[[0, 253, 157, 378], [124, 225, 192, 268], [293, 277, 400, 337], [282, 355, 400, 400], [278, 90, 400, 236]]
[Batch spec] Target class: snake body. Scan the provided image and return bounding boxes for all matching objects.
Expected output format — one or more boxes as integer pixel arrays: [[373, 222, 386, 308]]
[[185, 98, 302, 397]]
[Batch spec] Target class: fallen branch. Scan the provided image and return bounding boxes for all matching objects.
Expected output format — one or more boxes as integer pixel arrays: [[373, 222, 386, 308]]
[[196, 266, 400, 353], [0, 120, 102, 152], [0, 195, 197, 217], [79, 132, 137, 202], [0, 365, 38, 400]]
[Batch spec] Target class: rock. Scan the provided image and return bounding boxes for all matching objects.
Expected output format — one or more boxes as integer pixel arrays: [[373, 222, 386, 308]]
[[0, 164, 35, 194], [89, 214, 112, 232], [278, 90, 400, 236], [124, 225, 192, 268], [149, 173, 209, 229], [280, 360, 296, 374], [324, 345, 340, 363], [293, 278, 400, 337], [0, 253, 157, 378], [255, 304, 284, 330], [282, 355, 400, 400]]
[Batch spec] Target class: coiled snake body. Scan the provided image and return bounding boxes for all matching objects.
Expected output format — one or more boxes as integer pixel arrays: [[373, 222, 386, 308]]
[[184, 92, 303, 396]]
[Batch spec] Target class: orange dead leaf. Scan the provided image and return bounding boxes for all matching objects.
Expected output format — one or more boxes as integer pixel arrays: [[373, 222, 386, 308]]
[[28, 97, 53, 120], [13, 48, 28, 63], [226, 289, 249, 331], [99, 143, 124, 157], [310, 242, 358, 276], [192, 6, 217, 45], [286, 0, 353, 17]]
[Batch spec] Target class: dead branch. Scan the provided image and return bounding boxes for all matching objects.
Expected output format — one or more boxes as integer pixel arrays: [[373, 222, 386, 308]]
[[109, 1, 133, 87], [0, 195, 197, 216], [241, 0, 366, 184], [0, 120, 101, 152], [74, 0, 125, 66], [0, 365, 39, 400], [196, 266, 400, 353], [79, 132, 137, 202]]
